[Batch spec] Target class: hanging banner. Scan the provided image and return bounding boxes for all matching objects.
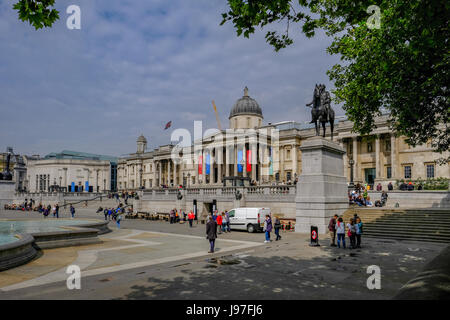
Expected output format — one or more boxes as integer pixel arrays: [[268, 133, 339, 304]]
[[206, 153, 210, 175], [71, 182, 75, 192], [269, 147, 273, 175], [237, 150, 243, 173], [246, 150, 252, 172], [198, 155, 203, 174]]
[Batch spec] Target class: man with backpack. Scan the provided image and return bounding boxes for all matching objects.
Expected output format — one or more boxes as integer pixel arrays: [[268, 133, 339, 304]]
[[328, 214, 338, 246]]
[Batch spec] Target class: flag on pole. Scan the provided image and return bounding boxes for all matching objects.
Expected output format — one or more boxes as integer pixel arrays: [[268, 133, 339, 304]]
[[164, 121, 172, 130]]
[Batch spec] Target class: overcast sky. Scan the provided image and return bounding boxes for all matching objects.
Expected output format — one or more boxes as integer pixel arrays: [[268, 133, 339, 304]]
[[0, 0, 343, 157]]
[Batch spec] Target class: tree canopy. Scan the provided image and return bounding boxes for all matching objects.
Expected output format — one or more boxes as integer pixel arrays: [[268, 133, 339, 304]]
[[13, 0, 59, 30], [221, 0, 449, 156]]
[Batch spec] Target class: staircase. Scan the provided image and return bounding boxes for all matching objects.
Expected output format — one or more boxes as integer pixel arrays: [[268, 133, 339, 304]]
[[358, 208, 450, 243]]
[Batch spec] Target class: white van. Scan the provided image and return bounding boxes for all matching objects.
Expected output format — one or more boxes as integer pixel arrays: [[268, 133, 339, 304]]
[[227, 207, 271, 233]]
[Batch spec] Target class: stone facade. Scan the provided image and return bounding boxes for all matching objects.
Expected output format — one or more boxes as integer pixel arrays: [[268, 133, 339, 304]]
[[25, 151, 117, 193], [118, 88, 449, 191]]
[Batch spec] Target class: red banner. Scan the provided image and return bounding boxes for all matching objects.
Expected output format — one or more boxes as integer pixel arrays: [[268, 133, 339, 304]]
[[198, 155, 203, 174], [246, 150, 251, 172]]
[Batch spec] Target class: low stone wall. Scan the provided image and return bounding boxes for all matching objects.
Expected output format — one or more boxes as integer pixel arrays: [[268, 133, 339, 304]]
[[368, 190, 450, 208], [0, 233, 37, 272]]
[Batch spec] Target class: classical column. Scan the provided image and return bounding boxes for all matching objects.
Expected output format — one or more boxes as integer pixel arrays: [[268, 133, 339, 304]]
[[353, 137, 359, 182], [168, 160, 171, 186], [202, 151, 206, 185], [251, 142, 257, 182], [340, 139, 348, 181], [234, 144, 238, 176], [173, 162, 178, 187], [63, 168, 68, 190], [210, 147, 215, 184], [195, 152, 199, 185], [280, 146, 284, 182], [292, 143, 298, 179], [153, 161, 157, 188], [217, 147, 223, 184], [225, 145, 230, 177], [243, 144, 247, 178], [375, 135, 381, 180], [159, 161, 162, 186], [390, 134, 397, 179]]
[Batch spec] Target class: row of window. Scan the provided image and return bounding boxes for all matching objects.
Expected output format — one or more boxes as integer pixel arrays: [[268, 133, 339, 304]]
[[384, 164, 435, 179]]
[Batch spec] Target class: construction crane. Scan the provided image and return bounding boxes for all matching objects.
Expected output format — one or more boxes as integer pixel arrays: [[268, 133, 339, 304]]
[[212, 100, 222, 131]]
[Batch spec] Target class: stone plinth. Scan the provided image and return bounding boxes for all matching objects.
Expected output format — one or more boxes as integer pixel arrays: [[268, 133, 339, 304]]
[[295, 137, 348, 234]]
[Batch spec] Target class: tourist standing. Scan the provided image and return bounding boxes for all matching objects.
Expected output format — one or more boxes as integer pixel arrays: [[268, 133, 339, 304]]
[[221, 212, 228, 233], [103, 208, 108, 221], [225, 210, 231, 232], [328, 214, 338, 246], [274, 216, 282, 241], [52, 205, 56, 218], [347, 218, 356, 249], [355, 217, 363, 248], [188, 210, 194, 228], [55, 203, 59, 218], [206, 216, 217, 253], [336, 217, 346, 249], [70, 205, 75, 219], [216, 212, 223, 234], [263, 215, 272, 243]]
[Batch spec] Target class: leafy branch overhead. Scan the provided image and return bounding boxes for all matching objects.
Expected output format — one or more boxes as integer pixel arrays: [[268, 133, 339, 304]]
[[222, 0, 449, 156], [13, 0, 59, 29]]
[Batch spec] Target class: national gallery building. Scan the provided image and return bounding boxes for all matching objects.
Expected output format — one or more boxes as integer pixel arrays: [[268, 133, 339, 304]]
[[117, 88, 449, 191]]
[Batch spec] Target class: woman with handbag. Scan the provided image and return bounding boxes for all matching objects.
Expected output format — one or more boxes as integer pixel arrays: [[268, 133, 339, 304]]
[[347, 218, 356, 249], [336, 217, 346, 249]]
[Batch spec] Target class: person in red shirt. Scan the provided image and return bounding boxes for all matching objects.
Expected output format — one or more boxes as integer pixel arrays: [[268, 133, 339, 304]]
[[216, 212, 223, 234], [188, 210, 194, 228]]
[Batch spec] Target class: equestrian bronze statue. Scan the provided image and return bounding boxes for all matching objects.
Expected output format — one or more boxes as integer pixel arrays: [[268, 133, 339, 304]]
[[306, 84, 335, 140]]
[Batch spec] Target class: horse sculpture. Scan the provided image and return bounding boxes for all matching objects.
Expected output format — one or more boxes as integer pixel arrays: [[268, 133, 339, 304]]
[[306, 84, 335, 140]]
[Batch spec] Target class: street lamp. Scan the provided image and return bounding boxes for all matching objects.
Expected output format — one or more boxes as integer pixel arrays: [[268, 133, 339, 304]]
[[349, 159, 355, 189]]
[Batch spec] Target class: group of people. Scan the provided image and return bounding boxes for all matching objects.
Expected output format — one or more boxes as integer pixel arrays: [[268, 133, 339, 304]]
[[348, 184, 388, 207], [328, 214, 363, 249], [99, 205, 125, 228], [205, 212, 283, 253]]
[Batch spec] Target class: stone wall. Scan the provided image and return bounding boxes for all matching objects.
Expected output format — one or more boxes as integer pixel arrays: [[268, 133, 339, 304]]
[[368, 190, 450, 208]]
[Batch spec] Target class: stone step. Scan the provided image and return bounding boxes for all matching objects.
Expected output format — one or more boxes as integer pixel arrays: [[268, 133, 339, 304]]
[[363, 234, 450, 243]]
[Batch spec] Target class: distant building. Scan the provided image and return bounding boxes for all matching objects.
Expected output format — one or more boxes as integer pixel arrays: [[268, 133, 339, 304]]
[[117, 87, 449, 190], [25, 150, 118, 192]]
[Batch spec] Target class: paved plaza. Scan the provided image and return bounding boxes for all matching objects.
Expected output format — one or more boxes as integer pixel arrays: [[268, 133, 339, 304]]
[[0, 208, 447, 300]]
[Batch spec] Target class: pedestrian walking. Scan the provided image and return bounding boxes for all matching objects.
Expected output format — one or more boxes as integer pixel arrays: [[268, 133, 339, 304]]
[[263, 215, 272, 243], [328, 214, 338, 246], [116, 212, 122, 229], [225, 210, 231, 232], [355, 217, 363, 248], [206, 216, 217, 253], [336, 217, 346, 249], [70, 205, 75, 219], [274, 216, 282, 241], [55, 204, 59, 218]]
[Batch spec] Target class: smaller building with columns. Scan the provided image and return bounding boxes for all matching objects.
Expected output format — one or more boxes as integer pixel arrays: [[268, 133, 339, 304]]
[[25, 150, 118, 193]]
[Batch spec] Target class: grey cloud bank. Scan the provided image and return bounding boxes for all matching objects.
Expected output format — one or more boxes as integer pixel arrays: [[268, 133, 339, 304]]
[[0, 0, 342, 157]]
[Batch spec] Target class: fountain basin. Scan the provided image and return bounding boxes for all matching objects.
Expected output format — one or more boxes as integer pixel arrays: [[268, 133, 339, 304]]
[[0, 219, 110, 271]]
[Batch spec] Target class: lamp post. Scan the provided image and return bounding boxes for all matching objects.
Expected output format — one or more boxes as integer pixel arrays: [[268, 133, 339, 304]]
[[139, 167, 143, 189], [349, 159, 355, 189], [187, 173, 191, 188]]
